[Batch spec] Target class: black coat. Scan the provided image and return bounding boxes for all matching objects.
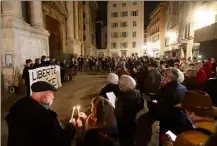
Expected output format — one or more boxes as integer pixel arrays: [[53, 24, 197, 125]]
[[203, 78, 217, 107], [143, 68, 161, 95], [80, 127, 119, 146], [22, 66, 32, 85], [115, 90, 143, 140], [33, 63, 41, 69], [99, 84, 120, 99], [5, 97, 76, 146]]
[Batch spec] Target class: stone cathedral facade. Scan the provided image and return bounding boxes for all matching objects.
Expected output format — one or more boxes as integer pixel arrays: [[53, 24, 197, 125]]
[[1, 1, 97, 90]]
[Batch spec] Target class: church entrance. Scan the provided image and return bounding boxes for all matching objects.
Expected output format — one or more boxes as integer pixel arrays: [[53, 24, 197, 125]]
[[45, 15, 61, 58]]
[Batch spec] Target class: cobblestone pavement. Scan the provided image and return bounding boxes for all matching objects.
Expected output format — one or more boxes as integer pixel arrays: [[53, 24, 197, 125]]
[[1, 72, 159, 146]]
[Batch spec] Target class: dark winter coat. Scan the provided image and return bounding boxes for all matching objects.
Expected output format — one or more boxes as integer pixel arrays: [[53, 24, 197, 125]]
[[99, 84, 120, 99], [183, 77, 201, 90], [80, 127, 119, 146], [33, 63, 41, 69], [5, 97, 76, 146], [203, 78, 217, 107], [143, 68, 161, 95], [135, 66, 149, 94], [22, 66, 32, 85], [115, 90, 143, 141], [148, 81, 187, 119]]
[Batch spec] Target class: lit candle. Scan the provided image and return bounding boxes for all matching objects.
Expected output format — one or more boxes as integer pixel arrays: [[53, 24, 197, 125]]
[[71, 106, 76, 118], [77, 105, 80, 115]]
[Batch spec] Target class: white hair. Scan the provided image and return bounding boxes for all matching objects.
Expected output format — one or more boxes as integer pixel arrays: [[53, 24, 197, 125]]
[[107, 73, 119, 84], [119, 75, 136, 92]]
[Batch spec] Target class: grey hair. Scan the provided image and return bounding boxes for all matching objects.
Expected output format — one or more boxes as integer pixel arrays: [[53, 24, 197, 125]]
[[107, 73, 119, 84], [164, 68, 179, 82], [119, 75, 136, 92]]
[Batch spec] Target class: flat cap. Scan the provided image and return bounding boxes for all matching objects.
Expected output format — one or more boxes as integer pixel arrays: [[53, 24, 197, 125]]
[[31, 81, 57, 92]]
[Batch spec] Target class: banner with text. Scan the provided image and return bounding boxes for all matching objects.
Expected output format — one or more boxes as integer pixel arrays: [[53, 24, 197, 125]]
[[29, 65, 62, 93]]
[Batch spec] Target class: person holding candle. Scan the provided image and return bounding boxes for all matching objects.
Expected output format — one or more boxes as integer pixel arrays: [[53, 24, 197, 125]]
[[77, 96, 119, 146], [5, 81, 80, 146]]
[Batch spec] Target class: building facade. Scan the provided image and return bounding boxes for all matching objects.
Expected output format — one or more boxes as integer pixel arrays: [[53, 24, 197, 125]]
[[143, 29, 147, 55], [1, 1, 97, 90], [146, 2, 166, 57], [107, 1, 144, 57], [163, 1, 216, 59], [194, 1, 217, 59], [83, 1, 98, 56]]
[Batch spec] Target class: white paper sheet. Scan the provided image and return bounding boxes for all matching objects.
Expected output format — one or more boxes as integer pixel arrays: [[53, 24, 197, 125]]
[[106, 92, 117, 108]]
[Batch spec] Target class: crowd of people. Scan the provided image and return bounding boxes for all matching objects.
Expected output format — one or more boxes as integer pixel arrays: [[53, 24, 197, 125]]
[[9, 55, 217, 146]]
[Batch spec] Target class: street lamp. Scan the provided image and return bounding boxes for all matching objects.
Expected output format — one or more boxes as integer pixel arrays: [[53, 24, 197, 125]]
[[194, 9, 216, 30]]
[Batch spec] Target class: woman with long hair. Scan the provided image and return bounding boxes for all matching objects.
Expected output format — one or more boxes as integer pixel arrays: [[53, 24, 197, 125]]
[[78, 96, 119, 146]]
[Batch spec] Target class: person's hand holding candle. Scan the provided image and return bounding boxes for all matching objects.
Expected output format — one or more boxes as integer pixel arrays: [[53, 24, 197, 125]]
[[69, 106, 76, 124]]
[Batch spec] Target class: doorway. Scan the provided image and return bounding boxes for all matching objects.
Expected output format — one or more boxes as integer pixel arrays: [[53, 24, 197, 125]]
[[45, 15, 62, 58]]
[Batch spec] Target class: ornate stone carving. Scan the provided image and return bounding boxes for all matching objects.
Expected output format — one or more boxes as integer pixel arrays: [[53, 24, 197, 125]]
[[42, 1, 68, 18]]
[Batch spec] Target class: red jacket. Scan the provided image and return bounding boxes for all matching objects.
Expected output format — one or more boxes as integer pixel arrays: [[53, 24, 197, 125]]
[[196, 69, 207, 85], [203, 61, 212, 78]]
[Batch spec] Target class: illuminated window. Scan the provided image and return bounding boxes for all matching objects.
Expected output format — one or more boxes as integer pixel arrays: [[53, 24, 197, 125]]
[[111, 22, 118, 28], [133, 21, 137, 26], [133, 2, 137, 5], [120, 22, 127, 27], [121, 11, 128, 17], [132, 42, 136, 48], [111, 32, 118, 38], [111, 12, 118, 17], [131, 11, 138, 16], [121, 42, 128, 48], [133, 31, 136, 37], [112, 42, 117, 49], [120, 32, 127, 37]]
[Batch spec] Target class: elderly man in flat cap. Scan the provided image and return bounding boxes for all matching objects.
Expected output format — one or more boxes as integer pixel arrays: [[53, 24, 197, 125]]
[[162, 90, 217, 146], [6, 81, 79, 146]]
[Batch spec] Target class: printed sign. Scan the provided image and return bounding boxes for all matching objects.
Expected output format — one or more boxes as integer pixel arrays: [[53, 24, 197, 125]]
[[29, 65, 62, 94], [106, 92, 117, 108]]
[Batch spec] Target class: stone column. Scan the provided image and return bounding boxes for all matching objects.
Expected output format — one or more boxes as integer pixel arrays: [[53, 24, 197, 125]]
[[66, 1, 75, 40], [29, 1, 43, 28], [2, 1, 22, 19], [74, 2, 79, 41]]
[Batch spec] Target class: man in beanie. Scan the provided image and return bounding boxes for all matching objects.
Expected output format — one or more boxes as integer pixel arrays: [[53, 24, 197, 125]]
[[172, 91, 217, 146], [6, 81, 79, 146]]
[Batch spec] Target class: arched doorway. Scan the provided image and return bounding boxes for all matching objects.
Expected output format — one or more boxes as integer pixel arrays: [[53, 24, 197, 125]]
[[45, 15, 61, 58]]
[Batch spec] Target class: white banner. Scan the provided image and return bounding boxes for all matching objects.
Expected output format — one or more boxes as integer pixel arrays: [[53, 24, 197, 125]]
[[29, 65, 62, 93]]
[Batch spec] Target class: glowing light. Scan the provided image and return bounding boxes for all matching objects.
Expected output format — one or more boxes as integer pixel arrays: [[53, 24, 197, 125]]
[[194, 9, 216, 30], [166, 31, 177, 44], [77, 105, 80, 114]]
